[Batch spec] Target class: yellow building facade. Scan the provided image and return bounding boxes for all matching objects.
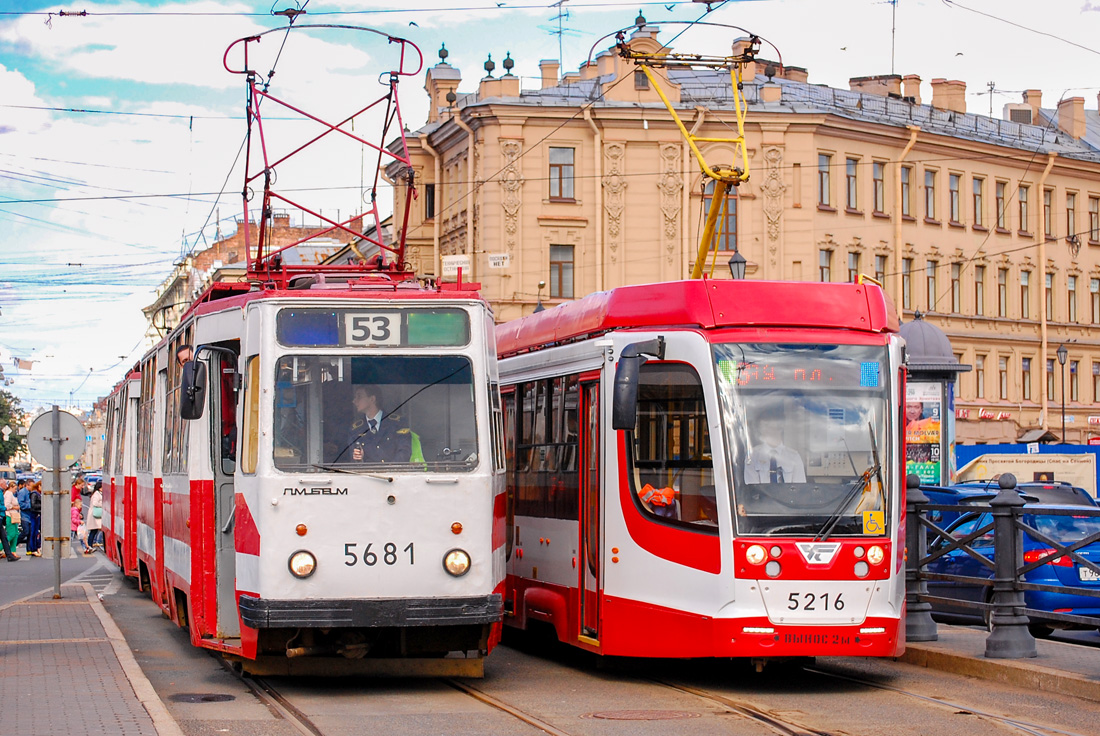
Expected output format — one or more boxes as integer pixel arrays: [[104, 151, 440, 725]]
[[390, 26, 1100, 445]]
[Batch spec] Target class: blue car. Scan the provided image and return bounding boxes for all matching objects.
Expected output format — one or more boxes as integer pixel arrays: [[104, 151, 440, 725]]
[[925, 504, 1100, 638]]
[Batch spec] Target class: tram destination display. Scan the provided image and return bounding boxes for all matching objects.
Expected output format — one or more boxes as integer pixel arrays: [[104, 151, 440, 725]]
[[277, 308, 470, 347]]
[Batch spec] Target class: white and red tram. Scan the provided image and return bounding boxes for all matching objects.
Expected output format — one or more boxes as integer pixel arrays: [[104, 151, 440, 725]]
[[103, 371, 140, 578], [496, 278, 906, 660]]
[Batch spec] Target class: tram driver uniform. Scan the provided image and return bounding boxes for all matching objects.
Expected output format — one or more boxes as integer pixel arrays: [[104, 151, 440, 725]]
[[348, 384, 411, 463], [743, 409, 806, 484]]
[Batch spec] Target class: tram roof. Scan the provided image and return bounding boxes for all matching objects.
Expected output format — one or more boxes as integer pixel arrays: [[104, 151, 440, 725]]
[[496, 278, 898, 357]]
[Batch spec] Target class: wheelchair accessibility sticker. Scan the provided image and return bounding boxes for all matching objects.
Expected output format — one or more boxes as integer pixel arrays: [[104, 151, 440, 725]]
[[862, 510, 885, 535]]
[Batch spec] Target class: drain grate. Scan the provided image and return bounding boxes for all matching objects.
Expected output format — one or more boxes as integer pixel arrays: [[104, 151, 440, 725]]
[[168, 693, 236, 703], [582, 710, 700, 721]]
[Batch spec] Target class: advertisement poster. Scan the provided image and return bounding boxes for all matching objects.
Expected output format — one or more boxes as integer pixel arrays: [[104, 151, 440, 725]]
[[906, 382, 942, 483]]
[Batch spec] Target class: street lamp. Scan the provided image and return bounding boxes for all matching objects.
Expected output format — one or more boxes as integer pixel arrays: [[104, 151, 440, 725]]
[[727, 250, 747, 280], [533, 280, 546, 313], [1057, 343, 1068, 443]]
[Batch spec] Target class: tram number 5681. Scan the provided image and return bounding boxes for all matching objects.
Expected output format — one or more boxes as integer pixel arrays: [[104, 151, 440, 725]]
[[344, 542, 414, 566]]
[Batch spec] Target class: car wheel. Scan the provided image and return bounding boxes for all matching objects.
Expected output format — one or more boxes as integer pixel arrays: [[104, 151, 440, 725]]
[[1028, 623, 1054, 639]]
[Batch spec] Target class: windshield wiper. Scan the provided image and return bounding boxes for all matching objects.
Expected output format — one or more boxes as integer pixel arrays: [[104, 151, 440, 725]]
[[310, 463, 393, 482], [814, 423, 881, 541]]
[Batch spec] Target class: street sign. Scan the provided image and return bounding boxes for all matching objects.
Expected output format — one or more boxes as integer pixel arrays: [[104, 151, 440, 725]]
[[27, 410, 85, 467], [487, 253, 511, 269], [1, 425, 10, 441], [441, 254, 472, 278]]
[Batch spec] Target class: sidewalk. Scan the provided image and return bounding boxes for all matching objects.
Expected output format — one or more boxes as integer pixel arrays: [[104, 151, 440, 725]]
[[0, 583, 182, 736], [902, 626, 1100, 703]]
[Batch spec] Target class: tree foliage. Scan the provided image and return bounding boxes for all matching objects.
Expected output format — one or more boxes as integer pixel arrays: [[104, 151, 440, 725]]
[[0, 390, 26, 464]]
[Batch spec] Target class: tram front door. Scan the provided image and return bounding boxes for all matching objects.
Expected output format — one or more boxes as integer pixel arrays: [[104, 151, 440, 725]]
[[578, 379, 600, 642]]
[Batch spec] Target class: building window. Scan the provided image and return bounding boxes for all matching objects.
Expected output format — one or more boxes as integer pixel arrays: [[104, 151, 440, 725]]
[[1020, 270, 1030, 319], [1044, 188, 1054, 238], [424, 183, 436, 220], [901, 166, 912, 217], [549, 244, 574, 298], [1001, 357, 1010, 400], [950, 263, 961, 312], [874, 254, 887, 283], [976, 355, 986, 399], [1071, 360, 1080, 402], [818, 153, 832, 207], [1090, 196, 1100, 241], [973, 177, 984, 227], [998, 268, 1008, 317], [1067, 192, 1077, 240], [926, 260, 938, 311], [847, 252, 859, 282], [925, 169, 937, 220], [873, 162, 885, 213], [819, 249, 832, 282], [1021, 357, 1031, 401], [1068, 275, 1077, 323], [702, 180, 737, 250], [1092, 278, 1100, 323], [902, 258, 912, 309], [1047, 358, 1055, 402], [974, 265, 985, 316], [1094, 362, 1100, 403], [1045, 272, 1054, 320], [1019, 185, 1030, 233], [549, 147, 575, 200], [996, 181, 1007, 229], [846, 157, 859, 210], [949, 173, 961, 223], [633, 69, 649, 89]]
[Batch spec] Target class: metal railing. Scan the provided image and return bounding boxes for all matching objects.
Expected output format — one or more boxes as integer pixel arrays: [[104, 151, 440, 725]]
[[906, 473, 1100, 658]]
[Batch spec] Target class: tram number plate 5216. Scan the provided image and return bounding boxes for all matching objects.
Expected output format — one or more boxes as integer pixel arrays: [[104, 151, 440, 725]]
[[344, 542, 414, 567], [787, 592, 844, 611]]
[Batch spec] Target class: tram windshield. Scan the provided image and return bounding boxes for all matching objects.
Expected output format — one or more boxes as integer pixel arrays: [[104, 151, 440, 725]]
[[271, 354, 478, 473], [713, 343, 891, 537]]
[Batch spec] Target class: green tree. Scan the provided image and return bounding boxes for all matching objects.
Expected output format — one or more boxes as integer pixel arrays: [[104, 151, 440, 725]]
[[0, 390, 26, 464]]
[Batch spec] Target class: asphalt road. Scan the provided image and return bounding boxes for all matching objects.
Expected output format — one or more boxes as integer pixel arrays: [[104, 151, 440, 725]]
[[0, 548, 101, 607]]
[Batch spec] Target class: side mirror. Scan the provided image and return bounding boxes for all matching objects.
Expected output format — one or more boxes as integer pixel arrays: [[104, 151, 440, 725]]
[[180, 360, 208, 420], [611, 337, 665, 431]]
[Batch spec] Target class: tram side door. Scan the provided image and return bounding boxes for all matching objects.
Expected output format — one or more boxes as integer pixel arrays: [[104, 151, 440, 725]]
[[578, 379, 601, 642], [211, 345, 240, 639]]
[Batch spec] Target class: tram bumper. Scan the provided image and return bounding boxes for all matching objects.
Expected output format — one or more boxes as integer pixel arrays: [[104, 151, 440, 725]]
[[238, 593, 502, 629]]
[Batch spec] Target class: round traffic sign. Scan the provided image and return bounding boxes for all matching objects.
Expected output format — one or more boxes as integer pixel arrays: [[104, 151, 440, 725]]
[[26, 410, 86, 468]]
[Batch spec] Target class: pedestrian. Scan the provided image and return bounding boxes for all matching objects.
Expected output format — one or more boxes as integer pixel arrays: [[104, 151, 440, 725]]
[[3, 483, 22, 556], [16, 478, 31, 547], [0, 481, 18, 561], [70, 476, 85, 505], [71, 497, 87, 554], [86, 481, 104, 553], [25, 481, 42, 557]]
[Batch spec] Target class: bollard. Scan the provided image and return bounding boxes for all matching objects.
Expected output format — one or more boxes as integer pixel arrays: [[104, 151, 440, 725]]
[[905, 473, 938, 641], [984, 473, 1036, 658]]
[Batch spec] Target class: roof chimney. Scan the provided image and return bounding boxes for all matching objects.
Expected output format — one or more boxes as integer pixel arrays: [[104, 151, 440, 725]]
[[1057, 97, 1086, 139], [930, 78, 966, 113], [848, 74, 901, 97], [1023, 89, 1042, 119], [902, 74, 921, 105], [540, 59, 559, 89]]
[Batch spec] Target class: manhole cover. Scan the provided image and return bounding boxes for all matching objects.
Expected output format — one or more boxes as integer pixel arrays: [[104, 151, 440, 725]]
[[168, 693, 236, 703], [582, 710, 700, 721]]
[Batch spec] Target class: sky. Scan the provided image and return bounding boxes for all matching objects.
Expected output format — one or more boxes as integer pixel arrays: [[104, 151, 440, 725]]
[[1, 0, 1100, 414]]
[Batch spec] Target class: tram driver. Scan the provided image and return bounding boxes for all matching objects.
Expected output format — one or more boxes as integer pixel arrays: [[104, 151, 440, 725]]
[[348, 384, 412, 463], [744, 404, 806, 484]]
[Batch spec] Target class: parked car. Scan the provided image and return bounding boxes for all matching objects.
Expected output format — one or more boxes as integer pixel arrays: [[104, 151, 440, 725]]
[[919, 479, 1096, 527], [925, 503, 1100, 638]]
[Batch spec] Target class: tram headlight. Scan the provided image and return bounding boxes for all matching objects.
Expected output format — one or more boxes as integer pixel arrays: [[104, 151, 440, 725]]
[[288, 550, 317, 578], [867, 545, 885, 565], [853, 560, 870, 578], [745, 544, 767, 565], [443, 548, 471, 577]]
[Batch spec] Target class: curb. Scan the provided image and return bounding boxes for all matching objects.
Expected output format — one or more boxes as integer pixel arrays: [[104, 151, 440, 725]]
[[82, 583, 187, 736], [902, 641, 1100, 704]]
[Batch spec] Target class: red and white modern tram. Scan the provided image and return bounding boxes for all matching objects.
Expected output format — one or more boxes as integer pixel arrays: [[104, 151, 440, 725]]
[[98, 26, 505, 676], [496, 278, 906, 661]]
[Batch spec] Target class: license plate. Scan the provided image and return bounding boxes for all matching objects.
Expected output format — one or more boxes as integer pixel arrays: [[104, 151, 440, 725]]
[[1079, 566, 1100, 582]]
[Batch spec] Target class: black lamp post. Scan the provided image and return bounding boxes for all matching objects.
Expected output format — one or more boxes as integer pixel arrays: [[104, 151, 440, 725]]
[[728, 250, 747, 280], [533, 280, 546, 313], [1057, 343, 1068, 443]]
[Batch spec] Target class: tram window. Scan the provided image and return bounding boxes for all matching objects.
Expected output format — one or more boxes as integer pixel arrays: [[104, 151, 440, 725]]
[[512, 377, 580, 521], [270, 355, 479, 473], [241, 356, 261, 475], [625, 363, 718, 531]]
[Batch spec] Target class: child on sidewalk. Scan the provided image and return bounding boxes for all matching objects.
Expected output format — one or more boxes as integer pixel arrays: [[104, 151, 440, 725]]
[[71, 498, 88, 554]]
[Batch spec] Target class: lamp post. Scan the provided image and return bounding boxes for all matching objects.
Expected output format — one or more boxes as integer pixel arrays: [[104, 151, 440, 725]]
[[533, 280, 546, 313], [727, 250, 747, 280], [1057, 343, 1068, 443]]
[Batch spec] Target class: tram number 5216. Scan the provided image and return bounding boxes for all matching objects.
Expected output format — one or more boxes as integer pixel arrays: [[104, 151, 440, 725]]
[[344, 542, 415, 566], [787, 592, 844, 611]]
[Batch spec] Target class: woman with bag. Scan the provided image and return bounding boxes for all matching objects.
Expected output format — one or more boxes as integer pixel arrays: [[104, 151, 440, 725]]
[[3, 483, 22, 555], [86, 481, 104, 553]]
